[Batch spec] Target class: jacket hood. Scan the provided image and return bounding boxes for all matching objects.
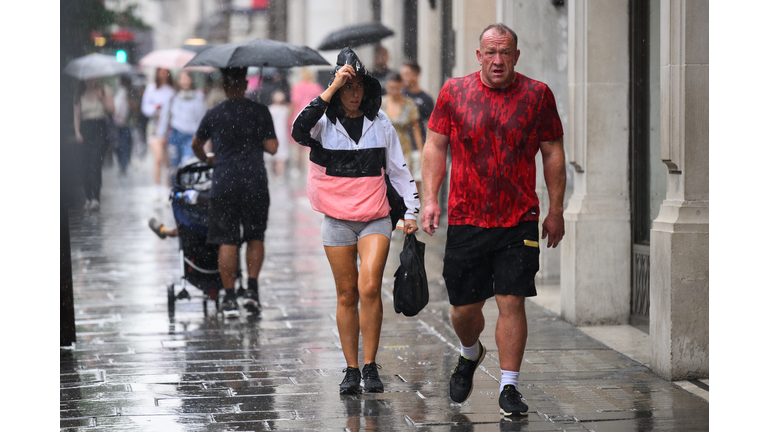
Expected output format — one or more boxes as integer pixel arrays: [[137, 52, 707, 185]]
[[327, 47, 381, 123]]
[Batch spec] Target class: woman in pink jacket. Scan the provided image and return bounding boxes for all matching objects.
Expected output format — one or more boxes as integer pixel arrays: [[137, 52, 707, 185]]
[[292, 48, 419, 395]]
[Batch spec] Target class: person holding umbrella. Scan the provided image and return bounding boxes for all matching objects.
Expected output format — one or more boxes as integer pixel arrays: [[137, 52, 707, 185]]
[[190, 67, 278, 318], [74, 78, 115, 211], [291, 47, 420, 394], [182, 38, 329, 316], [141, 68, 175, 200]]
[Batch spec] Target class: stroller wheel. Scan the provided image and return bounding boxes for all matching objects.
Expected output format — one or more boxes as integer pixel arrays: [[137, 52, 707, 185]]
[[167, 283, 175, 317]]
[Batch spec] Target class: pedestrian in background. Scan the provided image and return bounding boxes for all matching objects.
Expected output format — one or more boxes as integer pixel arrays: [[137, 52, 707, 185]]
[[266, 90, 291, 178], [112, 75, 133, 176], [156, 70, 207, 181], [74, 78, 114, 211], [291, 48, 419, 395], [370, 45, 392, 92], [141, 68, 175, 200], [421, 23, 566, 418], [400, 62, 434, 199], [204, 74, 227, 109], [191, 67, 278, 318], [248, 69, 291, 106], [381, 73, 423, 200], [133, 78, 149, 160], [289, 68, 324, 175]]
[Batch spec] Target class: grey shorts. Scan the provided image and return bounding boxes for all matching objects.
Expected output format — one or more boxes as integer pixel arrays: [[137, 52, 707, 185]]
[[321, 215, 392, 247]]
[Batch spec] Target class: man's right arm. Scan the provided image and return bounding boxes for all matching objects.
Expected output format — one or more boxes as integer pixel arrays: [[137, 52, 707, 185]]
[[420, 128, 450, 236], [192, 115, 211, 164], [191, 135, 209, 164]]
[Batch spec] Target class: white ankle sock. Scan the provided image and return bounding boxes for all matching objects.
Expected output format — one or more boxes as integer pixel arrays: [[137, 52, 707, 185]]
[[500, 370, 519, 393], [460, 341, 480, 361]]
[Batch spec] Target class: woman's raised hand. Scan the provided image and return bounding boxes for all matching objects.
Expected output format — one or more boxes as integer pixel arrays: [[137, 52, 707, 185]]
[[331, 64, 356, 89]]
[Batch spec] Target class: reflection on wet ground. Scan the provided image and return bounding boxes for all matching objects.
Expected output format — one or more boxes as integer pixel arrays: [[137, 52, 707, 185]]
[[61, 157, 708, 431]]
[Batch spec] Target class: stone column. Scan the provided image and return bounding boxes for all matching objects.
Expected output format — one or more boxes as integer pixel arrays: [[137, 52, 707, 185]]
[[560, 0, 631, 325], [650, 0, 709, 381], [285, 0, 306, 46], [380, 0, 403, 66], [417, 0, 443, 99], [452, 0, 496, 77]]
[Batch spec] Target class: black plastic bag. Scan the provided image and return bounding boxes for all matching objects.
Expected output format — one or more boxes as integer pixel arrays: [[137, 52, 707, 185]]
[[393, 233, 428, 316]]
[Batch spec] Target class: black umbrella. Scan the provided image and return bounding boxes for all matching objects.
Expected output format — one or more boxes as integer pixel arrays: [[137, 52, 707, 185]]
[[317, 22, 394, 51], [185, 39, 329, 101], [184, 38, 329, 69]]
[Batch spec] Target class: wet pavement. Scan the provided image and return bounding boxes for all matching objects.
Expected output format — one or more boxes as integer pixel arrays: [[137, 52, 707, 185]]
[[61, 155, 709, 431]]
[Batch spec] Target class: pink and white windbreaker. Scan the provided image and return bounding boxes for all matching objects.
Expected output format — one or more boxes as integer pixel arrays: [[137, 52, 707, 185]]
[[291, 96, 419, 223]]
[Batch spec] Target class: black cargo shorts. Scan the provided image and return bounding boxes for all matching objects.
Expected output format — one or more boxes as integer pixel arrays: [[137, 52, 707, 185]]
[[442, 221, 540, 306]]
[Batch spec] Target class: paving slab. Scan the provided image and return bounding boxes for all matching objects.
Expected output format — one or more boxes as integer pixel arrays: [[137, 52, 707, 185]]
[[61, 158, 708, 431]]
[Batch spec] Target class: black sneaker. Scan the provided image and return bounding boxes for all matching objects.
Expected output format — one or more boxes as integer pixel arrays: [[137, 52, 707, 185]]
[[499, 385, 528, 417], [241, 288, 260, 312], [449, 340, 486, 402], [220, 292, 239, 318], [362, 362, 384, 393], [148, 218, 166, 239], [339, 367, 361, 394]]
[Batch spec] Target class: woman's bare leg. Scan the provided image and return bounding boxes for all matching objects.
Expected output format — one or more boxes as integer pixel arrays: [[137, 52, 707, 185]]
[[149, 136, 166, 186], [325, 244, 361, 368], [356, 234, 390, 365]]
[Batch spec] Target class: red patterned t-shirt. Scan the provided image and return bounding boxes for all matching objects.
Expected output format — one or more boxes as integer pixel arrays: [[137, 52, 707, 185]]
[[428, 71, 563, 228]]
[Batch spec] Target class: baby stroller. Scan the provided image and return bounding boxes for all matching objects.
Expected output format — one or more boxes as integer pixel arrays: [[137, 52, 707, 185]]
[[166, 161, 241, 317]]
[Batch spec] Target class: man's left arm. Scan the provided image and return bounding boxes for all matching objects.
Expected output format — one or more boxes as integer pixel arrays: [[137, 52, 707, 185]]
[[261, 106, 278, 155], [540, 138, 566, 248], [263, 139, 278, 155]]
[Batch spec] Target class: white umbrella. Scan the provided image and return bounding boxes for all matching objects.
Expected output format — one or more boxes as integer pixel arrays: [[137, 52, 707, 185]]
[[63, 53, 133, 80], [139, 48, 199, 70]]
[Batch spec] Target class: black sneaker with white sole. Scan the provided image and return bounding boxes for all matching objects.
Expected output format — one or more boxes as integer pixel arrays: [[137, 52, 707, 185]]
[[220, 292, 239, 318], [449, 340, 486, 402], [240, 288, 260, 313], [339, 367, 361, 394], [362, 362, 384, 393], [499, 385, 528, 417]]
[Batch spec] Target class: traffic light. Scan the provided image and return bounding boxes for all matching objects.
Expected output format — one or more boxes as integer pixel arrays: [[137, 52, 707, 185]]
[[116, 49, 128, 63]]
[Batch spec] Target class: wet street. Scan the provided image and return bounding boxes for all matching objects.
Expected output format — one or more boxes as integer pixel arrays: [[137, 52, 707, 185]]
[[60, 155, 709, 431]]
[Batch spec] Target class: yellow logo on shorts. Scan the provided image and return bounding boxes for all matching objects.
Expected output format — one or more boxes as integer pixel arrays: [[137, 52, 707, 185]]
[[523, 240, 538, 248]]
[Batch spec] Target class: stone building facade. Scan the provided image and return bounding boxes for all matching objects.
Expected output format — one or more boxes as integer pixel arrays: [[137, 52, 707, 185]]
[[109, 0, 708, 382]]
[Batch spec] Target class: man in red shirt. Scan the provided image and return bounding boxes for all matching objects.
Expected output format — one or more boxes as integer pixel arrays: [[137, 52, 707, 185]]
[[422, 23, 566, 417]]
